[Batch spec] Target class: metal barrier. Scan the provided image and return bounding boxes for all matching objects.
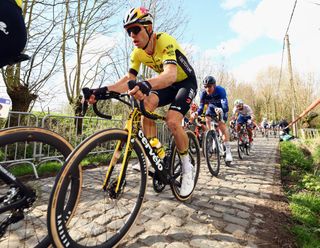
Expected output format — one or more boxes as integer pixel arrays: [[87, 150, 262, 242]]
[[0, 111, 173, 177], [6, 111, 39, 127], [300, 128, 320, 139], [41, 115, 124, 148], [0, 112, 124, 178]]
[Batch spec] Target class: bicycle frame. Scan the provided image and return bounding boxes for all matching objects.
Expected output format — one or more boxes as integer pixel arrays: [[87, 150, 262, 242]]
[[0, 164, 34, 213], [102, 106, 168, 195]]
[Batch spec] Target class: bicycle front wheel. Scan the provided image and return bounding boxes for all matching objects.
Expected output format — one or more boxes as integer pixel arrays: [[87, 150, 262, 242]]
[[237, 136, 245, 159], [48, 129, 147, 248], [0, 127, 73, 248], [203, 130, 220, 176], [169, 130, 200, 201]]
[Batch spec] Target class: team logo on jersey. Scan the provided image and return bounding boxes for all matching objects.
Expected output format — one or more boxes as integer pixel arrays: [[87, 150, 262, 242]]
[[0, 22, 9, 35]]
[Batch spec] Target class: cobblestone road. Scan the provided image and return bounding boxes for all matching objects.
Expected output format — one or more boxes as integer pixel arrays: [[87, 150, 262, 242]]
[[1, 136, 289, 248], [122, 136, 287, 248]]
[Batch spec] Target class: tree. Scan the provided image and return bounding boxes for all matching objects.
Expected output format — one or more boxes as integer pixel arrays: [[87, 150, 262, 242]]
[[60, 0, 126, 115], [1, 0, 64, 115]]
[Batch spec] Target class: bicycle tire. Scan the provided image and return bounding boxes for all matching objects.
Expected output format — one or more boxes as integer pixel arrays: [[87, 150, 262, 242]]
[[203, 130, 220, 176], [0, 127, 74, 248], [169, 130, 200, 201], [48, 129, 148, 248], [237, 136, 245, 160], [245, 142, 251, 156]]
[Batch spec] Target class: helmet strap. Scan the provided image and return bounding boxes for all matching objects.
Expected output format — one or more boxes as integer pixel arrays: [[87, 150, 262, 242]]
[[142, 27, 153, 50]]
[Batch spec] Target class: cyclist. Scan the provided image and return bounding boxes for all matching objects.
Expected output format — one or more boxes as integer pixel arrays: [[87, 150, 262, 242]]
[[278, 118, 290, 134], [260, 117, 269, 136], [88, 7, 197, 196], [187, 103, 204, 128], [191, 76, 233, 162], [232, 99, 255, 145], [0, 0, 27, 67]]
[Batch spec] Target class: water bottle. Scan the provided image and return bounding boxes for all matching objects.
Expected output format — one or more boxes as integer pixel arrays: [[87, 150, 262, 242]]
[[150, 137, 165, 159]]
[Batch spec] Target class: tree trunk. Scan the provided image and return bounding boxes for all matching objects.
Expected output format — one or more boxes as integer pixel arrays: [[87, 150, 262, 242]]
[[6, 84, 37, 126], [73, 96, 84, 136]]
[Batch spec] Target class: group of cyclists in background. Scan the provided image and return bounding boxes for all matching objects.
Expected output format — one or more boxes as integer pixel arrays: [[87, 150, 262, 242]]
[[185, 77, 291, 160]]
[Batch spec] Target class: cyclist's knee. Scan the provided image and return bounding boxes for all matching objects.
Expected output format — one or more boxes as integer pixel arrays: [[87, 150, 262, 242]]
[[166, 112, 183, 133]]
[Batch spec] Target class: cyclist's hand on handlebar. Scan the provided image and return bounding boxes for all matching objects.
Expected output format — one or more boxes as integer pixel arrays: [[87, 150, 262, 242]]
[[127, 80, 152, 101], [214, 107, 223, 115]]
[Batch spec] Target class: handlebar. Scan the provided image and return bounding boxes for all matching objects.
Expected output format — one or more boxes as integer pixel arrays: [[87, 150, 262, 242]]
[[82, 88, 130, 119], [81, 82, 165, 121]]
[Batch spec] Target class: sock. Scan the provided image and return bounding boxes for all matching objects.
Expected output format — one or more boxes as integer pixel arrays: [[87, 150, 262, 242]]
[[179, 152, 192, 173]]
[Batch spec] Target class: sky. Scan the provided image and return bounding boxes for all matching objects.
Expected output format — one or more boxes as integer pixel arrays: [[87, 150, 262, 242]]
[[182, 0, 320, 82]]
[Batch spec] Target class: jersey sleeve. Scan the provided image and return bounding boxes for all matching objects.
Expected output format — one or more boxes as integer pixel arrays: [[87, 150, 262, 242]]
[[159, 34, 178, 66], [232, 106, 237, 116], [218, 87, 229, 113], [246, 105, 253, 116], [197, 91, 205, 115], [129, 49, 141, 76]]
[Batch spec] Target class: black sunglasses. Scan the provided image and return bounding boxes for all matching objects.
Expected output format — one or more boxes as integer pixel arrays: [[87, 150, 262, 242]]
[[126, 26, 142, 36], [204, 84, 214, 88]]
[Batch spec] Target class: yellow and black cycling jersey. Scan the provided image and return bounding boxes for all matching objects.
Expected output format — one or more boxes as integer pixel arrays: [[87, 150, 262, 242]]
[[129, 32, 195, 82]]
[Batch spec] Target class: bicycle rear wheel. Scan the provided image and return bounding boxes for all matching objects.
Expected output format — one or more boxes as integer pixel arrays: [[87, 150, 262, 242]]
[[203, 130, 220, 176], [169, 130, 200, 201], [0, 127, 74, 248], [48, 129, 147, 248]]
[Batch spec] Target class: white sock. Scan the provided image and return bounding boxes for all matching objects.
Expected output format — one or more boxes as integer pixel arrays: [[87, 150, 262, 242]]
[[180, 154, 192, 173]]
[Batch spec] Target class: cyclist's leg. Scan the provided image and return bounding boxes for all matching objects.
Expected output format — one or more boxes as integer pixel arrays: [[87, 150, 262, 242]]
[[166, 79, 197, 197], [0, 0, 27, 67], [218, 120, 233, 162], [141, 93, 159, 139], [205, 115, 212, 130]]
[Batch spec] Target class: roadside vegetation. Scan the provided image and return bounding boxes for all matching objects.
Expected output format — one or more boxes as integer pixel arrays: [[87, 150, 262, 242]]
[[280, 138, 320, 248]]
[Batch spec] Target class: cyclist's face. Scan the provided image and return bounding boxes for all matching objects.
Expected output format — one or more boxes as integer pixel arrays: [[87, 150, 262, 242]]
[[126, 24, 149, 48], [204, 84, 215, 94], [237, 104, 244, 110]]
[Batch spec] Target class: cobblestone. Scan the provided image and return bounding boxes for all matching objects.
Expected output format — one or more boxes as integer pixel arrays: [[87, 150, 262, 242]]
[[1, 137, 288, 247]]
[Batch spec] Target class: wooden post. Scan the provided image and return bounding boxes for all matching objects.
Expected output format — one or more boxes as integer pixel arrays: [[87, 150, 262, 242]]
[[285, 34, 298, 137]]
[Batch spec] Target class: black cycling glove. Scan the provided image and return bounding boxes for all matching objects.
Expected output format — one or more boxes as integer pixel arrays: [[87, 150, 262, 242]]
[[137, 81, 152, 95]]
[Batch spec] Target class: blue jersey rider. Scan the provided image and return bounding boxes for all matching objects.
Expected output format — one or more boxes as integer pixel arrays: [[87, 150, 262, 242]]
[[191, 76, 233, 162]]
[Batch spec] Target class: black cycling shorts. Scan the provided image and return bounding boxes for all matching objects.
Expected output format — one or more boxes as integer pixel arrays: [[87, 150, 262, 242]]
[[151, 76, 197, 116], [0, 0, 27, 67]]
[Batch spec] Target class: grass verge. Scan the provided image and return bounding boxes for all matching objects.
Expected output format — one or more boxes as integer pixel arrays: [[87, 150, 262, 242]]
[[280, 139, 320, 247]]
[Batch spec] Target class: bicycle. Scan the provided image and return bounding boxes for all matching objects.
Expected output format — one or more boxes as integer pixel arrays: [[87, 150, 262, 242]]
[[202, 113, 231, 177], [228, 121, 237, 142], [0, 126, 75, 248], [185, 116, 206, 156], [237, 123, 251, 159], [47, 85, 201, 248]]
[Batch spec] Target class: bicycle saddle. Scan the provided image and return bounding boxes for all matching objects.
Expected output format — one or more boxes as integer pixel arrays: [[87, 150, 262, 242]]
[[7, 53, 30, 65]]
